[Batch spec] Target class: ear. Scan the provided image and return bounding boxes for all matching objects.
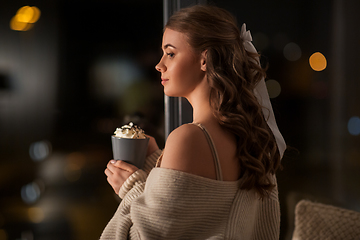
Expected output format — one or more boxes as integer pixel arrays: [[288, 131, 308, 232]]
[[200, 50, 207, 72]]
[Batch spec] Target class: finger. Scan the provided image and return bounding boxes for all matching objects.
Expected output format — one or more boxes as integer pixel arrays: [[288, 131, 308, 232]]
[[104, 168, 112, 177], [107, 161, 120, 173], [107, 160, 116, 169], [113, 160, 138, 172], [108, 161, 132, 175], [106, 160, 116, 173], [106, 176, 113, 185]]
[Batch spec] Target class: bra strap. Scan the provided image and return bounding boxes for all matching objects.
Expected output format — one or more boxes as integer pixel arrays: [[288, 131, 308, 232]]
[[155, 152, 163, 167], [191, 123, 223, 181]]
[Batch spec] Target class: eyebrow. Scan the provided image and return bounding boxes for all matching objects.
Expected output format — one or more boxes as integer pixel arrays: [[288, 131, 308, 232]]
[[163, 44, 176, 50]]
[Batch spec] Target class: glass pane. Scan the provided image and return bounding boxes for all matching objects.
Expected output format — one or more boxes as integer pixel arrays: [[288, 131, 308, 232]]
[[0, 1, 164, 239]]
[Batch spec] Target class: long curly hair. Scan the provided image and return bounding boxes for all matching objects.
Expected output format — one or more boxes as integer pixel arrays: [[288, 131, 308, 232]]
[[166, 5, 281, 198]]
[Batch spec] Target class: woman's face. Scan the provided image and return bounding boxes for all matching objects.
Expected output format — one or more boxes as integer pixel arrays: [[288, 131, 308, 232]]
[[155, 28, 205, 98]]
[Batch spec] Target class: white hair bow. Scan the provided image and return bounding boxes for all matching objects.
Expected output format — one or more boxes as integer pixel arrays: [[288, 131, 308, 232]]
[[240, 23, 286, 159]]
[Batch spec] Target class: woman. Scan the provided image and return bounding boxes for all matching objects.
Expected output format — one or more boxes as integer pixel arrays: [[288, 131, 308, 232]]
[[101, 5, 286, 240]]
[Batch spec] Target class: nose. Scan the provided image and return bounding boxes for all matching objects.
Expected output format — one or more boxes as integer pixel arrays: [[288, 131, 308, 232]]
[[155, 57, 166, 73]]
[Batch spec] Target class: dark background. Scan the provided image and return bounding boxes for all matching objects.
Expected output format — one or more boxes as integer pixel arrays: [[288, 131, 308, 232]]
[[0, 0, 359, 239]]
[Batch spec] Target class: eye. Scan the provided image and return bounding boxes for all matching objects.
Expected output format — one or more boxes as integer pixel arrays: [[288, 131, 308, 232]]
[[166, 52, 175, 58]]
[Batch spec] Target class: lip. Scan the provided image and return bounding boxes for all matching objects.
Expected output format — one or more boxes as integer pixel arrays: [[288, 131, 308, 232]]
[[161, 78, 169, 85]]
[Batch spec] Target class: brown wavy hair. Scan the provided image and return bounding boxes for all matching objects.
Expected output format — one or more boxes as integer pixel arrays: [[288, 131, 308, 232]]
[[166, 5, 281, 198]]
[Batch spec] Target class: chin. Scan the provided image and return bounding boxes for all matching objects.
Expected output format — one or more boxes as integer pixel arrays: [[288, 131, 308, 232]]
[[165, 93, 180, 97], [164, 89, 181, 98]]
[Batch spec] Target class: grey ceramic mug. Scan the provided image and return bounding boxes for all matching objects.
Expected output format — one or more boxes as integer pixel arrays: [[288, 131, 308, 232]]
[[111, 136, 149, 169]]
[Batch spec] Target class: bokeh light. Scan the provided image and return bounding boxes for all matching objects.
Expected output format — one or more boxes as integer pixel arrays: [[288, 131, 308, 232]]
[[10, 16, 33, 31], [266, 79, 282, 98], [309, 52, 327, 71], [29, 140, 52, 161], [10, 6, 41, 31], [283, 42, 302, 61], [16, 6, 41, 23], [348, 116, 360, 136], [91, 57, 143, 99], [21, 182, 41, 204], [28, 207, 45, 223]]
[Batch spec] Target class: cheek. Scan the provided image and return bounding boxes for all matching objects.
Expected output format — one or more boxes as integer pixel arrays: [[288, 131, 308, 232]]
[[164, 61, 200, 96], [176, 58, 200, 77], [167, 60, 188, 80]]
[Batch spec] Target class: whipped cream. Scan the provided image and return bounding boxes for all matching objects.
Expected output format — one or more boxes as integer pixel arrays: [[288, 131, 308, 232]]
[[114, 122, 146, 139]]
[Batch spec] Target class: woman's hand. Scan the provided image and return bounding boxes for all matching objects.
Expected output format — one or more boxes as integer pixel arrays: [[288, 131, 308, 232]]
[[146, 135, 159, 157], [104, 160, 138, 194]]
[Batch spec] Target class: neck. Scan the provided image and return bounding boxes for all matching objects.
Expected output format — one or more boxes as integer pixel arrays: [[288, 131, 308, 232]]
[[190, 99, 214, 123], [185, 78, 215, 124]]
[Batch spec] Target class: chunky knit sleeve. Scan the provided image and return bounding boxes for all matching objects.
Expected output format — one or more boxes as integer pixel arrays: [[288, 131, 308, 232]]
[[118, 149, 162, 199], [100, 167, 279, 240], [100, 168, 239, 240]]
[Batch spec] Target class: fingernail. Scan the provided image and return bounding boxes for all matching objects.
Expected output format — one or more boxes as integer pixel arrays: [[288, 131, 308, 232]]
[[110, 160, 116, 164]]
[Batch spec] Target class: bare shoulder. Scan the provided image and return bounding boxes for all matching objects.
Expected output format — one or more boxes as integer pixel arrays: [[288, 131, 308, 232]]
[[160, 124, 216, 179]]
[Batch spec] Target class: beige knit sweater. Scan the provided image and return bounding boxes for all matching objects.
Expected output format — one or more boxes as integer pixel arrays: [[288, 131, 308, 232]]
[[100, 150, 280, 240]]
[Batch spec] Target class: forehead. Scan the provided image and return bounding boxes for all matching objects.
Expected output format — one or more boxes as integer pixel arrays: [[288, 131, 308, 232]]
[[162, 28, 189, 49]]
